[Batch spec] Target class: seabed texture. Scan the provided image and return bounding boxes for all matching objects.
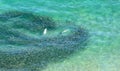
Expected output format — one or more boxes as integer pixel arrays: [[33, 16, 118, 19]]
[[0, 11, 89, 71]]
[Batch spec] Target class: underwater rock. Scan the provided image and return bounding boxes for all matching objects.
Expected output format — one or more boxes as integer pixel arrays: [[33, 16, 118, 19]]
[[0, 11, 89, 70]]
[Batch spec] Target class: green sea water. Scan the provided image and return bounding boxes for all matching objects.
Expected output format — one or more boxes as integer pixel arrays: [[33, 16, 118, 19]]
[[0, 0, 120, 71]]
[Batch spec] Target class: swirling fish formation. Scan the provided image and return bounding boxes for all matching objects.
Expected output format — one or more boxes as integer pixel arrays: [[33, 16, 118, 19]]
[[0, 11, 89, 70]]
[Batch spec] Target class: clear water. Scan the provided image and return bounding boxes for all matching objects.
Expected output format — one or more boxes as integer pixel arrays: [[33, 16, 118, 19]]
[[0, 0, 120, 71]]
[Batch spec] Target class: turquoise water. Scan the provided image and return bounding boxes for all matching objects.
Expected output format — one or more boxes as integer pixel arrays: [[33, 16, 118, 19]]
[[0, 0, 120, 71]]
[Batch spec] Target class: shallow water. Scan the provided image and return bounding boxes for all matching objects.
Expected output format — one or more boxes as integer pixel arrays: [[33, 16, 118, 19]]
[[0, 0, 120, 71]]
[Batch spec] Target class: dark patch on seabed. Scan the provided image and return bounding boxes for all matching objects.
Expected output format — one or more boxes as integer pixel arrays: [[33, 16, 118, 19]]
[[0, 11, 89, 71]]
